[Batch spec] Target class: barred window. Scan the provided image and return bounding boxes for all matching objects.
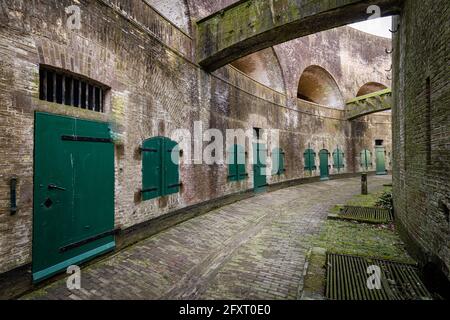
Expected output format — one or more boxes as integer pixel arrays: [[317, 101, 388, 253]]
[[39, 66, 107, 112]]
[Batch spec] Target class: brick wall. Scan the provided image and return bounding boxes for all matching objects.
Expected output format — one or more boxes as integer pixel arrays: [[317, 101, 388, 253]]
[[392, 0, 450, 283], [0, 0, 392, 276]]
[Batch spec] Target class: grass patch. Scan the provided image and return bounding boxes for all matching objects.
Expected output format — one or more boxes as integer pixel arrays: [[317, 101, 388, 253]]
[[346, 186, 392, 208], [310, 184, 414, 264], [309, 220, 414, 264]]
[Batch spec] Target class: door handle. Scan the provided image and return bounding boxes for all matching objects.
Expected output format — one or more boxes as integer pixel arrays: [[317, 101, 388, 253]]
[[48, 184, 66, 191]]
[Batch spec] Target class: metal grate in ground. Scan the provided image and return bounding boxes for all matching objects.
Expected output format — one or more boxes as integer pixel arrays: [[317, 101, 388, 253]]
[[326, 253, 432, 300], [338, 206, 393, 224]]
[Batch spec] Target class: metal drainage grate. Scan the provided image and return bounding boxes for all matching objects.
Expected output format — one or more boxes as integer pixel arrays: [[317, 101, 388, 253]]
[[326, 253, 432, 300], [338, 206, 393, 224]]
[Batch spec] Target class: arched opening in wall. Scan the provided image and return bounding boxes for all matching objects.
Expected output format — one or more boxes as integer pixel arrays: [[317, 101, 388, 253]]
[[356, 82, 388, 97], [297, 65, 344, 109], [230, 48, 286, 93], [147, 0, 191, 35]]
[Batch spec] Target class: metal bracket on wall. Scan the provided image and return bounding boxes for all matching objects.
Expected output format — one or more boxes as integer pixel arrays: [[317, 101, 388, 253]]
[[385, 48, 394, 54], [389, 23, 400, 33]]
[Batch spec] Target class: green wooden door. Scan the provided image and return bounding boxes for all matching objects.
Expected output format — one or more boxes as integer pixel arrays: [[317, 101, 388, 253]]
[[319, 149, 330, 181], [33, 113, 115, 282], [375, 146, 387, 175], [253, 143, 267, 191]]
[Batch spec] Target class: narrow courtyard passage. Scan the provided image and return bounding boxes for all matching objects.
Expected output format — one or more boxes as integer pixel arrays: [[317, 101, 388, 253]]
[[24, 176, 391, 300]]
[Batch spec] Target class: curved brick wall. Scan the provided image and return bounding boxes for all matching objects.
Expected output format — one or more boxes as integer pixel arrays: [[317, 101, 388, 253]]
[[0, 0, 393, 296]]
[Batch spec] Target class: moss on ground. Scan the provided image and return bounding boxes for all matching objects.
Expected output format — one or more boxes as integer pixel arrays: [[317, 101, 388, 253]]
[[346, 186, 392, 207], [309, 220, 414, 263], [309, 185, 415, 264]]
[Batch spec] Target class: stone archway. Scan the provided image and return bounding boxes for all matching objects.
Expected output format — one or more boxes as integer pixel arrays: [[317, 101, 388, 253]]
[[356, 82, 388, 97], [297, 65, 344, 109]]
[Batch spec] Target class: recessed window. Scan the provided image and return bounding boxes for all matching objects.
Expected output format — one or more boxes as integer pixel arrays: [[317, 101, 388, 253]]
[[375, 140, 384, 146], [39, 66, 107, 112], [254, 127, 261, 140], [439, 201, 449, 224]]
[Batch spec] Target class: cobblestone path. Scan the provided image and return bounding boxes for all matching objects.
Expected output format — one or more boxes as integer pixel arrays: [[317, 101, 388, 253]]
[[24, 176, 390, 300]]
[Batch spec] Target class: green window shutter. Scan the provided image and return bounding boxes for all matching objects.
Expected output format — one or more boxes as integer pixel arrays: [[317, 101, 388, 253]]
[[163, 138, 180, 196], [333, 148, 345, 171], [228, 145, 238, 181], [360, 149, 372, 171], [142, 137, 162, 201], [236, 144, 247, 180], [304, 149, 316, 171]]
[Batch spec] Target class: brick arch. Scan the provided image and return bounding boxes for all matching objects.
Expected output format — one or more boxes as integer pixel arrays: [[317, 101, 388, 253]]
[[35, 38, 115, 88], [297, 65, 344, 109], [356, 82, 388, 97], [230, 47, 286, 93], [147, 0, 192, 35], [196, 0, 402, 71]]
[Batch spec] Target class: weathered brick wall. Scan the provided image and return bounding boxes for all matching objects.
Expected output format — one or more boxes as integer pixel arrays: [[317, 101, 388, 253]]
[[392, 0, 450, 282], [0, 0, 391, 276], [274, 26, 392, 103]]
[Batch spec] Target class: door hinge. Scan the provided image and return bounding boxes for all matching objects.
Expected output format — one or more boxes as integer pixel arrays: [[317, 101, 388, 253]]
[[59, 228, 120, 253], [62, 135, 112, 143]]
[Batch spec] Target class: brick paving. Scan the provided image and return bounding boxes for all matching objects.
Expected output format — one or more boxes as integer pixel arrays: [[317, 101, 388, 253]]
[[23, 176, 391, 300]]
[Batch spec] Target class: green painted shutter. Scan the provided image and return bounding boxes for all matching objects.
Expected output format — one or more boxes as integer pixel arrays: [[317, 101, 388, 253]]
[[304, 149, 316, 172], [333, 148, 345, 171], [163, 138, 180, 195], [360, 149, 372, 171], [142, 138, 162, 200], [236, 144, 247, 180]]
